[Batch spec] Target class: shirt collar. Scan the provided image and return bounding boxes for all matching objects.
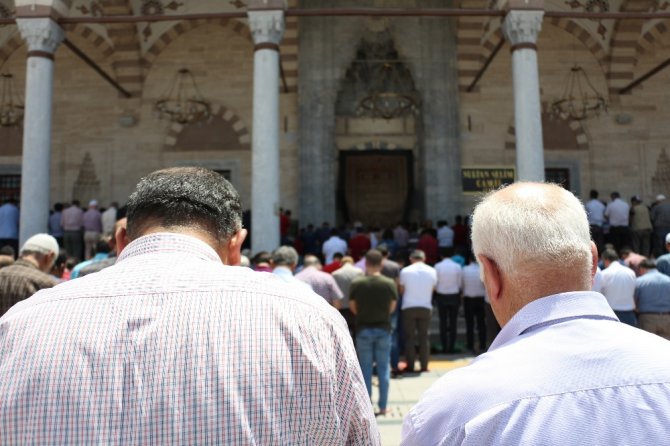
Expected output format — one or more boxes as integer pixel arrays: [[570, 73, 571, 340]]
[[117, 232, 221, 264], [272, 266, 294, 277], [489, 291, 618, 351]]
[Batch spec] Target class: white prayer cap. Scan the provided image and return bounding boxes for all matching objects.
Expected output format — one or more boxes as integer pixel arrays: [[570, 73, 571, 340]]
[[20, 233, 59, 257], [89, 199, 99, 207]]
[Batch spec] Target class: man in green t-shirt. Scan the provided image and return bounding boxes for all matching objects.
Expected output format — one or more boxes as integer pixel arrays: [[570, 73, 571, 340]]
[[350, 249, 398, 416]]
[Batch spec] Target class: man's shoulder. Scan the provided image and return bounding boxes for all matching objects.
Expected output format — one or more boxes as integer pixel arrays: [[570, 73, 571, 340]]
[[657, 254, 670, 263], [406, 320, 670, 443], [638, 271, 670, 284], [4, 262, 336, 323]]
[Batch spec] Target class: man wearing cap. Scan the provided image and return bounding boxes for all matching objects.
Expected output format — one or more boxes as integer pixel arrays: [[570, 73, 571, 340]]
[[651, 194, 670, 257], [635, 259, 670, 340], [0, 234, 59, 316], [83, 200, 103, 260]]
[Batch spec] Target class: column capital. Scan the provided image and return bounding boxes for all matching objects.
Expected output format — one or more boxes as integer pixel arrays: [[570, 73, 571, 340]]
[[248, 10, 285, 49], [502, 9, 544, 49], [16, 18, 64, 56]]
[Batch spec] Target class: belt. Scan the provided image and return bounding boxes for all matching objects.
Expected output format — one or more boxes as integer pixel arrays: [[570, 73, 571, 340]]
[[639, 312, 670, 315]]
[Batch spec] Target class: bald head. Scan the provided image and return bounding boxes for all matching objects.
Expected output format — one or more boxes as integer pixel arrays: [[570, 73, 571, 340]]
[[472, 183, 597, 323]]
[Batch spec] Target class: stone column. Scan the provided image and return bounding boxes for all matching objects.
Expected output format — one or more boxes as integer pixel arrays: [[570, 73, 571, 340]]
[[16, 18, 64, 246], [248, 7, 284, 254], [502, 6, 545, 182]]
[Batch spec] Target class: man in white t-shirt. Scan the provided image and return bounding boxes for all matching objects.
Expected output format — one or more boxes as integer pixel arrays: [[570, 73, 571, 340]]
[[437, 221, 455, 259], [399, 250, 437, 373], [434, 255, 461, 353], [322, 229, 348, 264], [600, 248, 636, 326], [605, 192, 630, 252], [461, 256, 487, 354]]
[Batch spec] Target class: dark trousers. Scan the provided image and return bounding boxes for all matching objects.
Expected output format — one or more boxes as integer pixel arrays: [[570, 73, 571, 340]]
[[590, 225, 605, 256], [464, 297, 486, 352], [402, 307, 431, 371], [339, 308, 356, 344], [609, 226, 630, 253], [63, 230, 83, 261], [435, 292, 460, 353], [632, 229, 652, 257]]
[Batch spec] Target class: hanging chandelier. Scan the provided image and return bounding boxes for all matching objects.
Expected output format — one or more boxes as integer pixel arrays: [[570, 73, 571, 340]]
[[0, 73, 24, 127], [155, 68, 211, 125], [550, 65, 607, 121], [356, 62, 419, 120]]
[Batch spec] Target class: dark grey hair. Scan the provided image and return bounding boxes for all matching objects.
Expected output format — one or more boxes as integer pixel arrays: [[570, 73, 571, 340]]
[[126, 167, 242, 241], [272, 246, 299, 267]]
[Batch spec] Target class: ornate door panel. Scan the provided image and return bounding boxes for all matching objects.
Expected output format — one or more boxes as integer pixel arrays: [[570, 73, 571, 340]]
[[342, 151, 410, 226]]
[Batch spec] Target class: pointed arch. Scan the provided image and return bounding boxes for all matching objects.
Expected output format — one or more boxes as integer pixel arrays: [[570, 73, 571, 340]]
[[163, 104, 251, 152], [143, 19, 252, 71]]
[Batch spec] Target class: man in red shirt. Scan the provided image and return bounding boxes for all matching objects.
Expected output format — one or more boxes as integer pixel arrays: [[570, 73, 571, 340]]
[[417, 229, 438, 265], [349, 227, 371, 261], [323, 253, 344, 274]]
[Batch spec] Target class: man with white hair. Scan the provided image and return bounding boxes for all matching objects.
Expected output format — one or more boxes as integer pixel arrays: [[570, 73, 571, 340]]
[[401, 182, 670, 445], [0, 233, 59, 315]]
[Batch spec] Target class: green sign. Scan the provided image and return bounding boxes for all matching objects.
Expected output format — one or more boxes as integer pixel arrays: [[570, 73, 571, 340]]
[[462, 167, 515, 194]]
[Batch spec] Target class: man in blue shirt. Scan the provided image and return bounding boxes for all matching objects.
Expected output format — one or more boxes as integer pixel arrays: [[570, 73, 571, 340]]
[[402, 182, 670, 446], [635, 258, 670, 340]]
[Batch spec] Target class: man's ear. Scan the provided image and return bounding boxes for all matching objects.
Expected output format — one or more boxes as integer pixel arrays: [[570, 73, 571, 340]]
[[223, 228, 247, 266], [115, 221, 130, 256], [590, 241, 598, 279], [44, 252, 56, 272], [479, 255, 502, 304]]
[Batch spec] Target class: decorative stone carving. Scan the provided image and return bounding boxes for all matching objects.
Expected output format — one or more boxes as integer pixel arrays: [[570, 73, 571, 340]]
[[16, 18, 64, 54], [502, 10, 544, 46], [336, 31, 419, 119], [653, 149, 670, 197], [248, 10, 284, 46], [72, 152, 101, 204]]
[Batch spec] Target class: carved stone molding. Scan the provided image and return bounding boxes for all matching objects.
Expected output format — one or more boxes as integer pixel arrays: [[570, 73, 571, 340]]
[[502, 10, 544, 47], [248, 10, 284, 47], [16, 18, 64, 54]]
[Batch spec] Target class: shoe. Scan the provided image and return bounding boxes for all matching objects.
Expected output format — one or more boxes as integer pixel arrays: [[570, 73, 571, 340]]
[[420, 367, 430, 373], [391, 369, 402, 379], [375, 408, 391, 417]]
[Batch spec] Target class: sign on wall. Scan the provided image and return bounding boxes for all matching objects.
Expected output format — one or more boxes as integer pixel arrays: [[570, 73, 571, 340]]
[[461, 167, 515, 194]]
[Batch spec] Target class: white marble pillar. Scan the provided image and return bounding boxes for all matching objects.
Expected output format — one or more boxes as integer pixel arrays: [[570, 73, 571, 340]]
[[16, 18, 64, 246], [248, 9, 284, 253], [502, 9, 545, 182]]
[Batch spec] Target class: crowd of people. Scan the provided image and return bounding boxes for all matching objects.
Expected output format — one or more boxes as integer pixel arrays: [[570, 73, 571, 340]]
[[1, 173, 670, 444]]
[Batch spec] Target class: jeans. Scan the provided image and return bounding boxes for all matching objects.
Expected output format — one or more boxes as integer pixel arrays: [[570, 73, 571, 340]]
[[356, 327, 391, 410], [390, 310, 400, 371]]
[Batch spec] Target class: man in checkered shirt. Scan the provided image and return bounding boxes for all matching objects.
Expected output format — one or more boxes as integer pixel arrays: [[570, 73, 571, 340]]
[[0, 167, 379, 445]]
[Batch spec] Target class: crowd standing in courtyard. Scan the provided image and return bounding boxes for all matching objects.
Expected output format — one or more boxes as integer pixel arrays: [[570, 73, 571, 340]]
[[1, 179, 670, 444]]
